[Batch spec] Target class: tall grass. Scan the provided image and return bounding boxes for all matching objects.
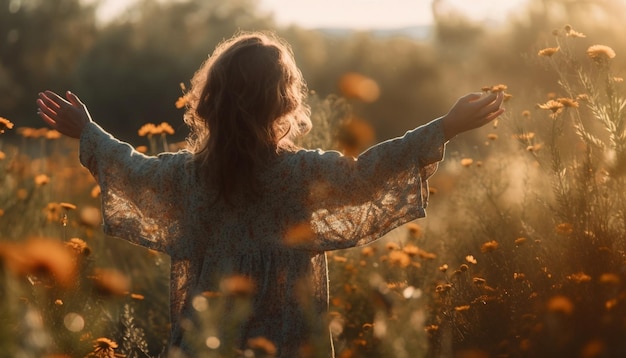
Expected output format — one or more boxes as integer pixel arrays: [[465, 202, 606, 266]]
[[2, 25, 626, 357]]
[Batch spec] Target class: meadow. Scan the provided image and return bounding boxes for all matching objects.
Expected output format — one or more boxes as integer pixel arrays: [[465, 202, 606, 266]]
[[2, 24, 626, 358]]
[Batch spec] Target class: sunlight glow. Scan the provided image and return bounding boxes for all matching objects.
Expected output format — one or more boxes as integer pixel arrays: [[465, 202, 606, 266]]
[[95, 0, 530, 29]]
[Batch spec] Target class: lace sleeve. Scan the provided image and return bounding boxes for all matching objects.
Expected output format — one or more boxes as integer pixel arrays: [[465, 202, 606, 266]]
[[79, 122, 188, 252], [294, 118, 447, 251]]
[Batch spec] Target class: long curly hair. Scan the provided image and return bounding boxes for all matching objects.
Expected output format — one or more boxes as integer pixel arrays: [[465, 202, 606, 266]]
[[184, 31, 312, 201]]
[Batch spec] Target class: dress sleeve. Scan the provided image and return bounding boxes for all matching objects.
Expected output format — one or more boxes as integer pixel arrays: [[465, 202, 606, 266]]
[[79, 122, 186, 252], [294, 118, 447, 251]]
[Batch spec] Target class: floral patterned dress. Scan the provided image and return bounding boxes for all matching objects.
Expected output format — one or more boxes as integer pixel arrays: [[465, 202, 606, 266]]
[[79, 118, 447, 357]]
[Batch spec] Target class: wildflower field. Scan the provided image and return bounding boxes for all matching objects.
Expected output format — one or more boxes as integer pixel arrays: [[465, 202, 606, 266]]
[[3, 22, 626, 358]]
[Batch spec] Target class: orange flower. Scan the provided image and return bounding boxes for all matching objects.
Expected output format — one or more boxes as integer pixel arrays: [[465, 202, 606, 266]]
[[34, 174, 50, 186], [138, 123, 157, 137], [564, 25, 586, 38], [557, 97, 579, 108], [46, 129, 62, 140], [88, 338, 118, 358], [0, 117, 14, 133], [538, 47, 559, 57], [460, 158, 473, 167], [175, 96, 188, 109], [587, 45, 616, 61], [388, 250, 411, 268], [537, 100, 564, 114], [65, 237, 91, 257], [514, 237, 527, 246], [0, 237, 77, 288], [480, 240, 499, 253]]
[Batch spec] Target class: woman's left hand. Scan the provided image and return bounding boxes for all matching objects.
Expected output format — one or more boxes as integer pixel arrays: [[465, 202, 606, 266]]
[[37, 90, 92, 139]]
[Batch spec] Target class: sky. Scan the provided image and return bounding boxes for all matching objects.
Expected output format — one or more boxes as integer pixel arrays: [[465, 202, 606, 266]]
[[96, 0, 529, 29]]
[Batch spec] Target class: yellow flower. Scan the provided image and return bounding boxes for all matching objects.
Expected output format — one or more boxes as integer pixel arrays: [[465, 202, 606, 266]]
[[88, 337, 118, 358], [34, 174, 50, 186], [454, 305, 470, 312], [0, 237, 78, 287], [46, 129, 62, 140], [538, 47, 560, 57], [460, 158, 473, 167], [514, 237, 527, 246], [0, 117, 14, 134], [65, 238, 91, 257], [465, 255, 477, 264], [388, 250, 411, 268], [403, 243, 420, 257], [564, 25, 586, 38], [537, 100, 564, 114], [587, 45, 616, 61], [158, 122, 175, 135], [480, 240, 499, 253], [490, 84, 508, 93], [557, 97, 579, 108], [138, 123, 157, 137], [0, 151, 5, 160], [175, 95, 188, 109]]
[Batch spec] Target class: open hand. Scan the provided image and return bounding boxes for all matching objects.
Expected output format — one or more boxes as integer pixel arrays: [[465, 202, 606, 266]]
[[36, 91, 92, 139], [441, 92, 505, 140]]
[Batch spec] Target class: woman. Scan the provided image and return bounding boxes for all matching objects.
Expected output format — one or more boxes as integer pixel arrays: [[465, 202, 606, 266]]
[[37, 31, 504, 357]]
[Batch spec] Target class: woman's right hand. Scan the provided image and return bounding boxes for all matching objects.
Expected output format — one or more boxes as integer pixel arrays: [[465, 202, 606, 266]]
[[441, 91, 505, 140], [37, 90, 92, 139]]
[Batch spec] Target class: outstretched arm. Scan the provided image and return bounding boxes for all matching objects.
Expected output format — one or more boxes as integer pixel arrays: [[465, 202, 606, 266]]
[[441, 91, 505, 140], [36, 90, 92, 139]]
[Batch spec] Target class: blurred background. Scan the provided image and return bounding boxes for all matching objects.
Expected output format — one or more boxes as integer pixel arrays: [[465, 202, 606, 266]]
[[2, 0, 624, 146], [5, 1, 626, 357]]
